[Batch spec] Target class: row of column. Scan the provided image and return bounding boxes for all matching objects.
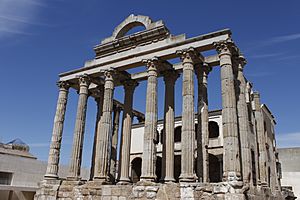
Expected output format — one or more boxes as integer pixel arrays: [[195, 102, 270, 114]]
[[44, 40, 252, 184]]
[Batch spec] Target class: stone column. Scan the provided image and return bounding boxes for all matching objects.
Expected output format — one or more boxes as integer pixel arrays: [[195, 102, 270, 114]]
[[195, 63, 211, 183], [44, 81, 70, 179], [177, 48, 198, 182], [110, 104, 121, 183], [234, 55, 252, 184], [253, 92, 268, 187], [68, 75, 90, 180], [90, 85, 104, 180], [162, 70, 179, 182], [93, 70, 115, 182], [140, 58, 159, 182], [118, 80, 138, 184], [214, 39, 242, 183]]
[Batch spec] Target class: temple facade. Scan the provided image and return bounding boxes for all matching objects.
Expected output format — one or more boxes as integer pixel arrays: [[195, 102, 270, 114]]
[[35, 15, 294, 200]]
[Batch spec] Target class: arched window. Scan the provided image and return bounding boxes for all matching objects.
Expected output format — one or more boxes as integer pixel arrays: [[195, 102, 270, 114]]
[[209, 121, 219, 138], [174, 126, 182, 143], [131, 157, 142, 183]]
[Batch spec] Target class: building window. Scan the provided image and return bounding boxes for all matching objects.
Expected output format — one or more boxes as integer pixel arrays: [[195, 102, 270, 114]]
[[174, 126, 182, 143], [0, 172, 13, 185], [208, 121, 219, 138]]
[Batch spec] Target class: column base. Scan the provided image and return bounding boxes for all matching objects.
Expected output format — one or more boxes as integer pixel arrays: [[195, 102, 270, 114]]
[[163, 177, 176, 183], [93, 176, 110, 185], [140, 175, 156, 182], [179, 174, 197, 182], [117, 178, 132, 185], [259, 181, 269, 188], [44, 173, 58, 180]]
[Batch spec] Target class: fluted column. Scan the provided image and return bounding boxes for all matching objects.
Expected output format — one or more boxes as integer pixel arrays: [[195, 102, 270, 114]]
[[214, 39, 241, 182], [44, 81, 70, 179], [90, 85, 104, 180], [118, 80, 138, 184], [195, 63, 211, 183], [140, 58, 159, 182], [177, 48, 198, 182], [235, 55, 252, 184], [253, 92, 268, 187], [162, 70, 179, 182], [93, 70, 115, 182], [110, 105, 121, 183], [68, 75, 90, 180]]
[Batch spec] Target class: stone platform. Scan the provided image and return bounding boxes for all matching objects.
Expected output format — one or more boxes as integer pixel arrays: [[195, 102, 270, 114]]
[[35, 180, 285, 200]]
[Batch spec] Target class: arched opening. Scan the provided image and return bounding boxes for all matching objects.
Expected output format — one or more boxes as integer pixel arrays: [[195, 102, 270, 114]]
[[174, 155, 181, 182], [209, 154, 222, 182], [124, 25, 146, 36], [155, 156, 162, 182], [208, 121, 219, 138], [131, 157, 142, 183], [174, 126, 181, 143]]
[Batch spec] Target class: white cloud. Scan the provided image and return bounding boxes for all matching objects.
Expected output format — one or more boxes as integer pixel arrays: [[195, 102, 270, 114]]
[[276, 132, 300, 148], [0, 0, 46, 39]]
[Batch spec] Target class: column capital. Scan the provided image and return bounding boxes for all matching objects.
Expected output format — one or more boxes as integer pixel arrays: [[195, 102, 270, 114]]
[[195, 63, 212, 77], [92, 85, 104, 101], [123, 79, 139, 93], [237, 55, 247, 71], [57, 81, 70, 91], [113, 103, 123, 112], [162, 70, 179, 85], [176, 47, 201, 65], [78, 74, 91, 87], [213, 38, 238, 56], [142, 57, 161, 74], [104, 69, 116, 81]]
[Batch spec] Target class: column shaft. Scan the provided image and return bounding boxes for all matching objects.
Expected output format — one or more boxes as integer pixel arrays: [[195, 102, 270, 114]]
[[90, 86, 104, 180], [118, 80, 138, 184], [235, 56, 252, 184], [93, 70, 115, 182], [44, 81, 69, 179], [196, 64, 211, 183], [253, 92, 268, 186], [68, 75, 90, 180], [110, 105, 121, 183], [141, 58, 159, 182], [214, 40, 241, 182], [162, 70, 178, 182], [177, 48, 198, 182]]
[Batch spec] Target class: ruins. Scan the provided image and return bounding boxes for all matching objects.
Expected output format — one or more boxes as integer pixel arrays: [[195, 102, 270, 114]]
[[35, 15, 294, 199]]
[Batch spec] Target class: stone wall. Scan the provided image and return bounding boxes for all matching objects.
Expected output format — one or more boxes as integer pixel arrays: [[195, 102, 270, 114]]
[[35, 180, 285, 200]]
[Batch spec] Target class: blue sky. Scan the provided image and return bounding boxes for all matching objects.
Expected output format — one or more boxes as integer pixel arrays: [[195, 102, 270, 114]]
[[0, 0, 299, 168]]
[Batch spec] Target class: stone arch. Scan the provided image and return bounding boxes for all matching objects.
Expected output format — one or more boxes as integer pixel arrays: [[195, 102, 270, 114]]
[[208, 121, 219, 138], [101, 14, 166, 44], [112, 15, 153, 39], [131, 157, 142, 183]]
